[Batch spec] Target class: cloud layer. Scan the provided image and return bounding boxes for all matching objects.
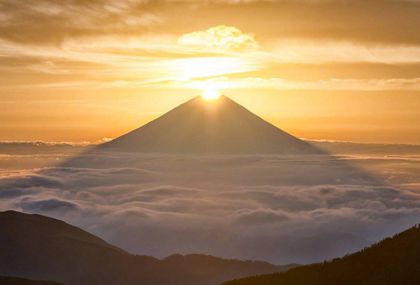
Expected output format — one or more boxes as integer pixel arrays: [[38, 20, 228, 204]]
[[1, 144, 420, 264]]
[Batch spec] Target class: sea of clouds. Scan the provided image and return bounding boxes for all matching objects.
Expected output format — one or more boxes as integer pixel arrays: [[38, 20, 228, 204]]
[[0, 142, 420, 264]]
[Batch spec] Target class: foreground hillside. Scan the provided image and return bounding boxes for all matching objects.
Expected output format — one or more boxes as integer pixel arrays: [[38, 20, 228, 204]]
[[0, 211, 293, 285], [0, 276, 61, 285], [223, 224, 420, 285]]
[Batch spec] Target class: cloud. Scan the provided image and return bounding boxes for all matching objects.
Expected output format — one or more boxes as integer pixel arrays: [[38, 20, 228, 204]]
[[1, 147, 420, 263], [18, 198, 78, 212], [178, 25, 259, 51], [0, 174, 63, 189], [266, 41, 420, 64], [0, 188, 32, 199], [235, 209, 290, 225], [2, 0, 420, 47], [1, 2, 419, 99], [178, 77, 420, 92], [0, 0, 162, 45]]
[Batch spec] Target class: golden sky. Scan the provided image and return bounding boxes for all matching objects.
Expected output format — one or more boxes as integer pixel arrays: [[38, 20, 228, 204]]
[[1, 0, 420, 143]]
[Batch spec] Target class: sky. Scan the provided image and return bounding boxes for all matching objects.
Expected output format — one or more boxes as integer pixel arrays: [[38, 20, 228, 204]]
[[1, 0, 420, 143]]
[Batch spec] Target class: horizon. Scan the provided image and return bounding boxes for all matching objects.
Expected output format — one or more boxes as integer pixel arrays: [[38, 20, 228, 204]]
[[2, 94, 420, 146]]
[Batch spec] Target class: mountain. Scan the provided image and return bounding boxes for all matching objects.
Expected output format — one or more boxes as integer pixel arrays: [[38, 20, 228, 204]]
[[0, 211, 294, 285], [0, 276, 62, 285], [101, 96, 321, 154], [222, 224, 420, 285]]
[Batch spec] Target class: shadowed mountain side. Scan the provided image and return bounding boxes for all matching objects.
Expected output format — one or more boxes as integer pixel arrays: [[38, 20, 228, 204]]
[[0, 211, 295, 285], [222, 224, 420, 285], [58, 95, 377, 187], [0, 276, 62, 285], [60, 151, 377, 187], [101, 96, 322, 154]]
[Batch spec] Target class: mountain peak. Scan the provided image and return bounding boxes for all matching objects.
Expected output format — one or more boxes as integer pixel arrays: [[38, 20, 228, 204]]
[[102, 96, 321, 154]]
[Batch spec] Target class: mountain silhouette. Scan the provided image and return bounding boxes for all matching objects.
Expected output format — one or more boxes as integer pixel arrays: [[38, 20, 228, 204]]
[[222, 224, 420, 285], [101, 96, 321, 154], [0, 211, 294, 285], [0, 276, 62, 285]]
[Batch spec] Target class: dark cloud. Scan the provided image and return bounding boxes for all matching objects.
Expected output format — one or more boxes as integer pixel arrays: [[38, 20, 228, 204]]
[[0, 174, 62, 189], [0, 0, 162, 44], [0, 188, 32, 198], [1, 0, 420, 45], [18, 197, 78, 212], [199, 0, 420, 45]]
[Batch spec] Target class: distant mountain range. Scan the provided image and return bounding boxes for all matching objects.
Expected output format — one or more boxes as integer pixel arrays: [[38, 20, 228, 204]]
[[0, 211, 294, 285], [222, 224, 420, 285], [101, 96, 321, 154]]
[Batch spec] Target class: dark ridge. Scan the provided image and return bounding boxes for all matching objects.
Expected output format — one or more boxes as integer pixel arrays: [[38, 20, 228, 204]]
[[0, 211, 293, 285], [222, 224, 420, 285], [0, 276, 62, 285]]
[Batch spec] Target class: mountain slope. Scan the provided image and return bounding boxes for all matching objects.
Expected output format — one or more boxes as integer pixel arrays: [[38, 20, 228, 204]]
[[0, 211, 293, 285], [101, 96, 321, 154], [222, 224, 420, 285], [0, 276, 62, 285]]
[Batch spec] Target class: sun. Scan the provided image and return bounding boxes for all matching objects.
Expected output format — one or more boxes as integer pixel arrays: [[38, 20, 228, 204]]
[[201, 89, 221, 101]]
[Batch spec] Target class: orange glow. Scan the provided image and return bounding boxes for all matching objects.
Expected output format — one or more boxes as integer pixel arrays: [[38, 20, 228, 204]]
[[201, 89, 221, 101], [1, 9, 419, 144]]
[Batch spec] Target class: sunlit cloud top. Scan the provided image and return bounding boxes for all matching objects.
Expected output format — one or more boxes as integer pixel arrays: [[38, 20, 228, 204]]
[[178, 25, 259, 51]]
